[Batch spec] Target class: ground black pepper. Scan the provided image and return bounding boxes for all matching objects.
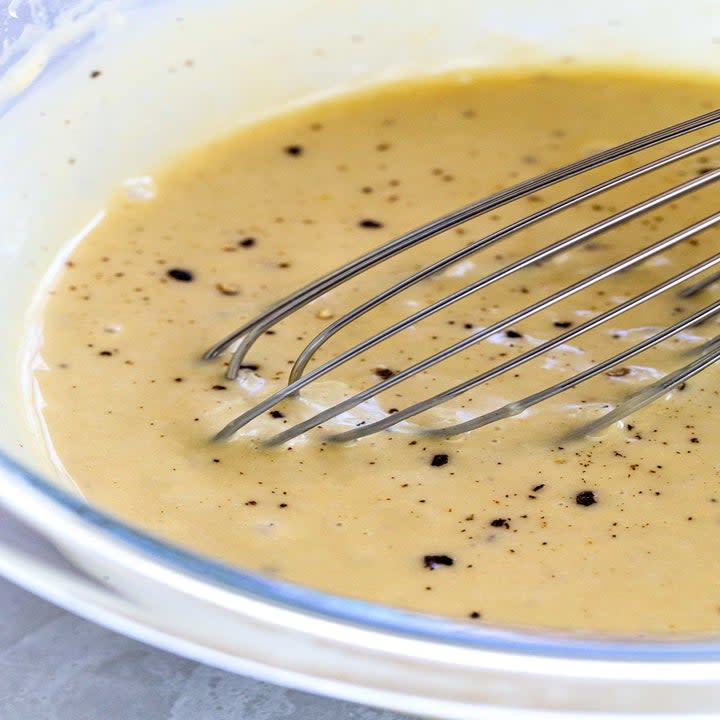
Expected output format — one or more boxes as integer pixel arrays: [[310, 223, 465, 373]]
[[374, 367, 395, 379], [430, 454, 449, 467], [166, 268, 194, 282], [423, 554, 454, 569], [576, 490, 597, 506]]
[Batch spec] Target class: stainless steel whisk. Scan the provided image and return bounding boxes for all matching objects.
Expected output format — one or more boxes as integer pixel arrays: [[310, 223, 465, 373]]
[[204, 109, 720, 445]]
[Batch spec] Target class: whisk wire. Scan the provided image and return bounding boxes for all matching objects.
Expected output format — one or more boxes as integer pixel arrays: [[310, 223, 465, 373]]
[[213, 175, 720, 443], [207, 109, 720, 444]]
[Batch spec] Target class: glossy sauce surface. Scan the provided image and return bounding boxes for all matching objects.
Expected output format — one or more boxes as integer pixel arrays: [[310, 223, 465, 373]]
[[34, 71, 720, 633]]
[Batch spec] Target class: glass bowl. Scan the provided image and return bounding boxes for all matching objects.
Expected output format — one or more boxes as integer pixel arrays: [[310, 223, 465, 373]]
[[1, 1, 719, 716]]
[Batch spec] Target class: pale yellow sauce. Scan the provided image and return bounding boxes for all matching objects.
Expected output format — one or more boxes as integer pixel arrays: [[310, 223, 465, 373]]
[[35, 71, 720, 633]]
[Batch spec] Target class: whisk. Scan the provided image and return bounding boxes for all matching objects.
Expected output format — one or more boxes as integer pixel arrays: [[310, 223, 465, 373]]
[[204, 108, 720, 445]]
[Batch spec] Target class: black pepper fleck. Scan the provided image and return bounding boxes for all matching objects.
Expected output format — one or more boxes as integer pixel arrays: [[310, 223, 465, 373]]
[[576, 490, 597, 507], [430, 454, 449, 467], [284, 145, 304, 156], [167, 268, 194, 282], [359, 219, 384, 229], [423, 554, 454, 569], [374, 367, 395, 379], [269, 410, 285, 419]]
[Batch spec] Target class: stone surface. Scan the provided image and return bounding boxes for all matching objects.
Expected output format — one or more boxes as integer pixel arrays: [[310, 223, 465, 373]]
[[0, 577, 412, 719]]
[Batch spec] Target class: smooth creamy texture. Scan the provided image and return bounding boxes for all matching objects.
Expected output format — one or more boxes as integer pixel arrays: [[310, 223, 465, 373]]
[[34, 71, 720, 633]]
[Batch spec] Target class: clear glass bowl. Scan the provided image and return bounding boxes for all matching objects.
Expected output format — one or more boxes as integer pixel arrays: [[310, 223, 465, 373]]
[[1, 1, 719, 717]]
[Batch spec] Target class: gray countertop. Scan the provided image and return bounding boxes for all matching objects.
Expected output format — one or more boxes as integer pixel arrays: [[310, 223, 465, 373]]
[[0, 577, 412, 720]]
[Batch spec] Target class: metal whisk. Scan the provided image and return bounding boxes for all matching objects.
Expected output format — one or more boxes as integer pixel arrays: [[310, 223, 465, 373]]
[[204, 109, 720, 445]]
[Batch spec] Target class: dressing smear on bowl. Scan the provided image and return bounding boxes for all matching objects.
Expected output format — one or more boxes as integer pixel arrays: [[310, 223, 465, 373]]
[[32, 69, 720, 633]]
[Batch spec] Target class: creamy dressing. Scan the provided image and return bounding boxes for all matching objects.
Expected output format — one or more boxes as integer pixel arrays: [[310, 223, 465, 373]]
[[34, 71, 720, 633]]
